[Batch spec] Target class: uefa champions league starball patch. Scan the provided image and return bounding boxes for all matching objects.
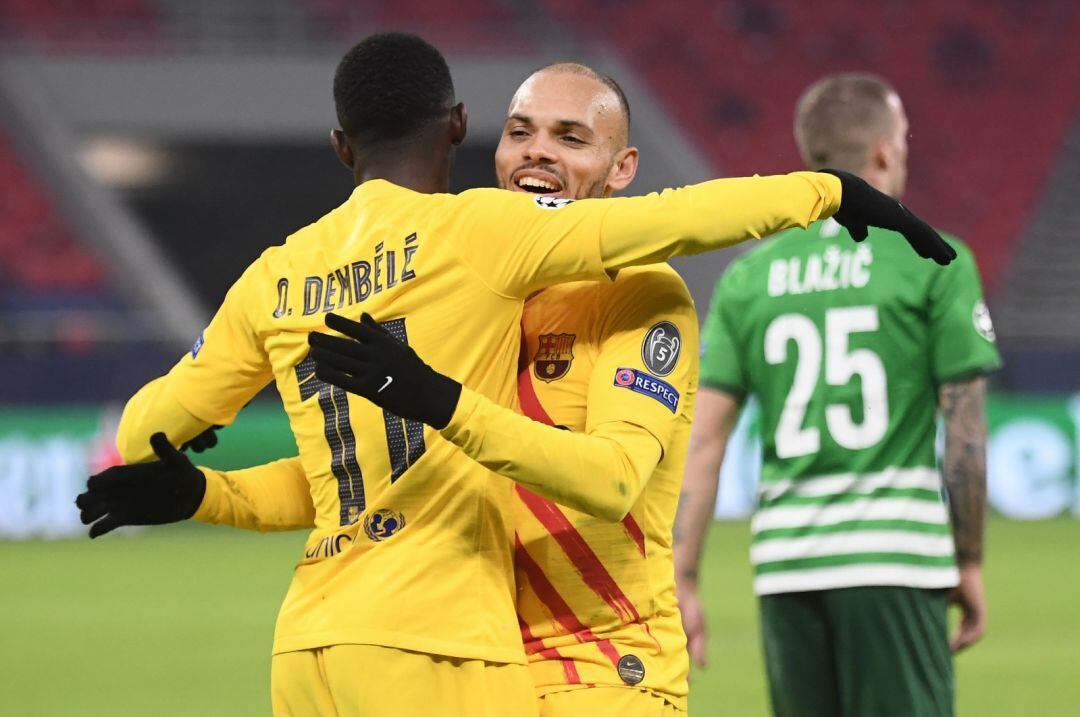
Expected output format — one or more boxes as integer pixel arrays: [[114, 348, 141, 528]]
[[973, 299, 996, 342], [534, 195, 574, 210]]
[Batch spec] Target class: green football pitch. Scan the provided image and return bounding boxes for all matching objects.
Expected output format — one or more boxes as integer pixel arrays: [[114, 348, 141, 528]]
[[2, 517, 1077, 716]]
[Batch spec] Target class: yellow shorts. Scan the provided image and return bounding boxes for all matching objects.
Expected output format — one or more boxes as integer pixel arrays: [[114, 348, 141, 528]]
[[271, 644, 538, 717], [538, 687, 684, 717]]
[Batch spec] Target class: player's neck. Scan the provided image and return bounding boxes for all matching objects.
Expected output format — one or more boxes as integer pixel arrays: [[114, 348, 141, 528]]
[[859, 167, 895, 198], [353, 143, 453, 194]]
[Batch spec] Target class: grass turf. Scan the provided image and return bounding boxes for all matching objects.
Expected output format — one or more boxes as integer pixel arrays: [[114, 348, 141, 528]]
[[1, 517, 1077, 715]]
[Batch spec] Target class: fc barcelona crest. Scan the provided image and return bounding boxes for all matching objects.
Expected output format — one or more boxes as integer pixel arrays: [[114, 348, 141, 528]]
[[534, 333, 576, 382]]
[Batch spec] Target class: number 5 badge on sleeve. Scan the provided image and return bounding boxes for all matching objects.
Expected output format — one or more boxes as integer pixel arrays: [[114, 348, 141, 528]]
[[642, 321, 681, 376]]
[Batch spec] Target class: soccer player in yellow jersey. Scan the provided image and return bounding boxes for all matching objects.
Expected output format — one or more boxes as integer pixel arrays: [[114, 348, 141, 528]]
[[76, 32, 955, 717], [494, 64, 695, 716]]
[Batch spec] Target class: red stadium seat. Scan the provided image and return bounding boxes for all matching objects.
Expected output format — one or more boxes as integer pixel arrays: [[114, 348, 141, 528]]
[[0, 134, 107, 291], [305, 0, 528, 52], [0, 0, 160, 50]]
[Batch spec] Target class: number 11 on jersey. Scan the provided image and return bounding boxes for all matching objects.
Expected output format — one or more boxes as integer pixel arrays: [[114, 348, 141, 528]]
[[296, 317, 427, 526]]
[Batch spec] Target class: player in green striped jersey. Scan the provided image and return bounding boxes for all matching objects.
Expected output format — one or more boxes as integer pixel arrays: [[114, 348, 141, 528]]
[[673, 74, 1001, 716]]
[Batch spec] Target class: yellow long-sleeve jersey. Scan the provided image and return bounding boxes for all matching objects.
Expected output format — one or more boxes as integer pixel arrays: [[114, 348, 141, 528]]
[[509, 265, 697, 709], [117, 173, 841, 664]]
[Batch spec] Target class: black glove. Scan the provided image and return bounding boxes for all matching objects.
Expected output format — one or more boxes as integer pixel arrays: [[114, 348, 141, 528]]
[[821, 169, 957, 265], [180, 425, 221, 453], [75, 432, 206, 539], [308, 312, 462, 429]]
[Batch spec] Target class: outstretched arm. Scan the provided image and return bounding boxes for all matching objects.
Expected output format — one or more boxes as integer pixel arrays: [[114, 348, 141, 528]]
[[439, 389, 661, 521], [460, 170, 954, 300], [309, 266, 698, 522], [310, 313, 663, 521]]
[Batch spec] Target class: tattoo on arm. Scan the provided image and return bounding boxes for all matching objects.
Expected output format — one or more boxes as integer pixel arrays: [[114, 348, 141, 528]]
[[939, 376, 988, 566]]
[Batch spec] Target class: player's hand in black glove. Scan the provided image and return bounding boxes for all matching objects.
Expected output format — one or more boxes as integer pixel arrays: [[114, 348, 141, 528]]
[[180, 425, 221, 453], [75, 432, 206, 539], [821, 169, 957, 265], [308, 312, 462, 429]]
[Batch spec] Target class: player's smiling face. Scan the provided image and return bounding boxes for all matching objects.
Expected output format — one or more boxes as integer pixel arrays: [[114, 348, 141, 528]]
[[496, 70, 638, 201]]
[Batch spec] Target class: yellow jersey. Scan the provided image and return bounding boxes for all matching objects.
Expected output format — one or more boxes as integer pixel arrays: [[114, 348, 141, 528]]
[[512, 265, 696, 709], [117, 173, 841, 664]]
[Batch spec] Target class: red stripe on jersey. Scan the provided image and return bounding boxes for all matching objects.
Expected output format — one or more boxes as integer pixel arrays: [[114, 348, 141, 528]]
[[520, 617, 581, 684], [642, 620, 662, 653], [621, 514, 646, 558], [516, 486, 642, 625], [515, 322, 630, 673], [515, 535, 623, 671], [515, 535, 592, 635], [517, 323, 645, 627], [517, 348, 556, 426]]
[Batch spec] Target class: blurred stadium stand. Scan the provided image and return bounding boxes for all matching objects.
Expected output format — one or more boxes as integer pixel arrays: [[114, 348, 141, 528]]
[[0, 123, 183, 404], [0, 133, 106, 294], [540, 0, 1080, 295], [0, 0, 161, 50], [1, 0, 1079, 400], [537, 0, 1080, 388]]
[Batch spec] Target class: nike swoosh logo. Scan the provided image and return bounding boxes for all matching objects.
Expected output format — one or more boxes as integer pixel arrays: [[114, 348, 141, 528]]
[[378, 376, 393, 393]]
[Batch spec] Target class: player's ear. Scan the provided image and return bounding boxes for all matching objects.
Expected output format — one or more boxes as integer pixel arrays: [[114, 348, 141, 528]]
[[450, 102, 467, 146], [330, 129, 354, 171], [606, 145, 639, 194], [871, 136, 891, 172]]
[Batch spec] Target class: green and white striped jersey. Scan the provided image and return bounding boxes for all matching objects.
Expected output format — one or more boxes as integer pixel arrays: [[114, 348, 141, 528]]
[[701, 219, 1001, 595]]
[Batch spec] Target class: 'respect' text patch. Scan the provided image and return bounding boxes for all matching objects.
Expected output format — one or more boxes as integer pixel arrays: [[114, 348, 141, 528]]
[[613, 368, 680, 413]]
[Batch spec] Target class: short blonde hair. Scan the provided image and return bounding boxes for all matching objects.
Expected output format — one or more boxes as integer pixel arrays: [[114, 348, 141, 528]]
[[794, 73, 899, 172]]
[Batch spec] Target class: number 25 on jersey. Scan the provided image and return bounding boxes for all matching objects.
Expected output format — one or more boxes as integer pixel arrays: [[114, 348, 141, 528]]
[[765, 306, 889, 459]]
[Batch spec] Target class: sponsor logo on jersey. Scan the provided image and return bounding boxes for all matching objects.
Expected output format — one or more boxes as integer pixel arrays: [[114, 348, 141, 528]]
[[973, 299, 996, 342], [642, 321, 681, 376], [363, 508, 406, 541], [534, 333, 576, 382], [304, 531, 354, 560], [191, 331, 205, 359], [617, 654, 645, 685], [534, 195, 574, 210], [613, 368, 680, 412]]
